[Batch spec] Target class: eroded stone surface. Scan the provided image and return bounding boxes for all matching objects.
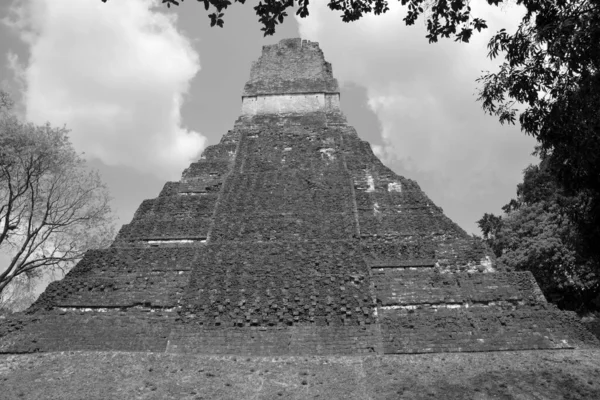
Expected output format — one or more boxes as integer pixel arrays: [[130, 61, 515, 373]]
[[242, 38, 339, 96]]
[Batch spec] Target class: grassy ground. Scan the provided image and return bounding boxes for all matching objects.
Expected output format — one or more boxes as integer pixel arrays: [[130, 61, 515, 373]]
[[1, 349, 599, 399]]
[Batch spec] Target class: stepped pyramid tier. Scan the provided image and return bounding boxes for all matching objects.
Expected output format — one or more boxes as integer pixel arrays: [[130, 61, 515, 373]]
[[1, 38, 596, 355]]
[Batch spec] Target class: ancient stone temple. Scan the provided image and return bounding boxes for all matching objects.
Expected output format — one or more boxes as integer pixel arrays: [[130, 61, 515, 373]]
[[1, 38, 595, 355]]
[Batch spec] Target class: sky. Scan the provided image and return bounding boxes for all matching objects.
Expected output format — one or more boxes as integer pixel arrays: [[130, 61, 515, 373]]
[[0, 0, 538, 280]]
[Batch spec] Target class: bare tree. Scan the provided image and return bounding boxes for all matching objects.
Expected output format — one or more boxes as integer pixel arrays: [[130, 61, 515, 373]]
[[0, 90, 116, 298], [0, 274, 38, 312]]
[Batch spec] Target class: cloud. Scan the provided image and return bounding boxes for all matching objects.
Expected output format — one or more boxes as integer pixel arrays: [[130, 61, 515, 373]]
[[4, 0, 205, 179], [297, 2, 538, 233]]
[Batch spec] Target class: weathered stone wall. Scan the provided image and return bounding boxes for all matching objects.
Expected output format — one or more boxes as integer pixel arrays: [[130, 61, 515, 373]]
[[32, 248, 196, 309], [241, 93, 341, 115], [114, 194, 217, 242], [179, 242, 374, 328], [167, 325, 381, 355], [379, 306, 596, 353], [112, 137, 239, 246], [205, 118, 359, 243], [242, 38, 339, 96], [372, 270, 542, 307], [0, 310, 174, 353]]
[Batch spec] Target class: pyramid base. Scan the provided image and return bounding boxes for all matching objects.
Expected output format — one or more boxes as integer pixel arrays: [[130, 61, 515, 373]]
[[2, 307, 597, 355]]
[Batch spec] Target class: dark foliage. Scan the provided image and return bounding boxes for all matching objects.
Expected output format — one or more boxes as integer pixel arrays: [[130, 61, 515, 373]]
[[477, 161, 600, 311], [101, 0, 491, 40], [476, 1, 600, 263]]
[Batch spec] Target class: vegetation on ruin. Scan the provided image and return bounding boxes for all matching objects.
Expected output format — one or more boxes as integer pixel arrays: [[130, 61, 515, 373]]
[[478, 156, 600, 312], [0, 90, 116, 308], [476, 2, 600, 306]]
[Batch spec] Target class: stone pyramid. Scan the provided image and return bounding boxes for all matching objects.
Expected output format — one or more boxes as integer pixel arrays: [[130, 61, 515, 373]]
[[1, 38, 595, 355]]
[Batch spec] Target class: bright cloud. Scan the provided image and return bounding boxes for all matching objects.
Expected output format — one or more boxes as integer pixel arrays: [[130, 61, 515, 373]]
[[4, 0, 205, 179], [297, 2, 538, 234]]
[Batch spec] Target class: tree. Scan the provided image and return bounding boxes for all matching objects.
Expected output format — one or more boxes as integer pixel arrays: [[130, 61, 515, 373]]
[[476, 212, 503, 257], [478, 0, 600, 131], [101, 0, 490, 40], [477, 162, 600, 311], [0, 91, 116, 299], [0, 274, 38, 312], [535, 72, 600, 261]]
